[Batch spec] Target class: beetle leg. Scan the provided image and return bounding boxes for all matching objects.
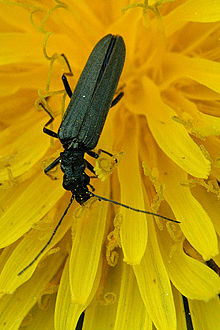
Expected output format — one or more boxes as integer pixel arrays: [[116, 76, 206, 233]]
[[111, 91, 124, 108], [40, 103, 59, 138], [87, 150, 99, 158], [88, 183, 95, 191], [98, 149, 114, 157], [98, 149, 118, 164], [85, 160, 96, 175], [44, 156, 61, 174], [62, 74, 73, 98], [87, 149, 116, 161], [60, 53, 73, 98], [43, 127, 58, 138], [61, 53, 73, 75]]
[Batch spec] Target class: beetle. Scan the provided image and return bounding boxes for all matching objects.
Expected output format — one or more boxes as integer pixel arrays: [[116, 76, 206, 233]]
[[43, 34, 125, 204], [18, 34, 179, 276]]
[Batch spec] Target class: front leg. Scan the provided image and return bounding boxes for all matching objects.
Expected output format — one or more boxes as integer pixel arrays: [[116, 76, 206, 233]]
[[62, 74, 73, 98], [110, 92, 124, 108], [44, 156, 61, 174], [40, 103, 58, 138], [85, 160, 96, 175], [86, 149, 114, 158]]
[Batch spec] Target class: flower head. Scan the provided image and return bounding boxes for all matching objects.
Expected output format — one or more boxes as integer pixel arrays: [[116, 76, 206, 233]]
[[0, 0, 220, 329]]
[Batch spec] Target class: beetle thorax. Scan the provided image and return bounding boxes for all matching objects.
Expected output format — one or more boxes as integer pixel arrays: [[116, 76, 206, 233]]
[[60, 149, 91, 204], [60, 149, 85, 174]]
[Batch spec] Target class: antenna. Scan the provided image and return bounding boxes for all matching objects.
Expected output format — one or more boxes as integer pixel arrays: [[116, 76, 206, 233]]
[[18, 195, 74, 276], [90, 192, 180, 223], [18, 191, 179, 276]]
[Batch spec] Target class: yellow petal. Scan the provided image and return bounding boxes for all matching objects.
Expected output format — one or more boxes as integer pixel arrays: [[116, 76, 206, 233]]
[[0, 118, 50, 182], [140, 77, 210, 178], [133, 218, 176, 330], [165, 91, 220, 137], [178, 83, 220, 103], [191, 185, 220, 238], [163, 53, 220, 94], [189, 296, 220, 328], [55, 259, 82, 329], [0, 90, 36, 125], [172, 286, 188, 329], [158, 152, 218, 260], [0, 197, 72, 292], [0, 3, 31, 32], [0, 248, 66, 328], [114, 261, 151, 329], [0, 172, 64, 248], [164, 0, 220, 36], [0, 67, 49, 95], [116, 114, 148, 264], [69, 183, 109, 305], [0, 33, 45, 65], [23, 295, 56, 330], [200, 113, 220, 136], [82, 251, 122, 329], [158, 230, 220, 300], [55, 258, 102, 329]]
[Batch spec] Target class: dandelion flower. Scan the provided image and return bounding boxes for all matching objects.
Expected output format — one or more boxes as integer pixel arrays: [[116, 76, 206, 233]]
[[0, 1, 220, 329]]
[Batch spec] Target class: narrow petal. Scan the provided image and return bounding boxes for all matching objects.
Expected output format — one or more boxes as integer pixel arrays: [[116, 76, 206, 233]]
[[158, 230, 220, 300], [0, 4, 32, 32], [133, 218, 176, 330], [55, 258, 102, 330], [0, 90, 37, 124], [55, 259, 82, 330], [69, 183, 109, 305], [67, 2, 104, 32], [158, 152, 218, 260], [82, 252, 122, 330], [191, 185, 220, 237], [0, 118, 50, 182], [0, 198, 73, 292], [0, 172, 64, 248], [0, 67, 49, 95], [116, 115, 148, 265], [24, 295, 56, 330], [189, 296, 220, 329], [178, 84, 220, 102], [0, 33, 45, 65], [200, 113, 220, 136], [140, 77, 210, 178], [164, 0, 220, 36], [172, 286, 188, 329], [0, 248, 66, 329], [114, 261, 151, 329], [163, 53, 220, 94], [165, 91, 220, 137]]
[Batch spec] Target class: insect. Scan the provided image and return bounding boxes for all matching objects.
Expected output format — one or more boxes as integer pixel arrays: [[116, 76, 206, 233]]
[[18, 34, 179, 276]]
